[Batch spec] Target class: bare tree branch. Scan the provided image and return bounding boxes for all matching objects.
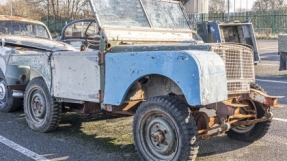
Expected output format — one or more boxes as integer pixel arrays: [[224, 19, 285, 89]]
[[252, 0, 286, 11], [0, 0, 93, 20], [209, 0, 232, 13]]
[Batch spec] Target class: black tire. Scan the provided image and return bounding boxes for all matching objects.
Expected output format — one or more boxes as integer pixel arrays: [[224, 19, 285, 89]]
[[250, 83, 265, 93], [133, 96, 199, 161], [0, 70, 22, 112], [226, 83, 271, 142], [24, 77, 61, 133]]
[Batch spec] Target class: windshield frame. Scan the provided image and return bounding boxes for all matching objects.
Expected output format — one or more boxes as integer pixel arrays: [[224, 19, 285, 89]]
[[89, 0, 193, 31]]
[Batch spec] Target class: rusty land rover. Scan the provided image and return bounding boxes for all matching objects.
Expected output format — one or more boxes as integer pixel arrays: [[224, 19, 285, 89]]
[[0, 0, 281, 161]]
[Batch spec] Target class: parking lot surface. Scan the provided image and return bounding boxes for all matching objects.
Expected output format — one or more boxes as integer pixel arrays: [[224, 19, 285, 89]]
[[0, 40, 287, 161]]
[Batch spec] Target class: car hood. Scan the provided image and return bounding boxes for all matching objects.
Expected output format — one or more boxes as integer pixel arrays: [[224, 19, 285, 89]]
[[0, 35, 76, 51]]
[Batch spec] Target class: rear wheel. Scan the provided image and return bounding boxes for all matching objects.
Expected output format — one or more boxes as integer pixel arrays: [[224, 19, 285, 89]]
[[133, 96, 199, 161], [0, 70, 21, 112], [24, 77, 61, 132]]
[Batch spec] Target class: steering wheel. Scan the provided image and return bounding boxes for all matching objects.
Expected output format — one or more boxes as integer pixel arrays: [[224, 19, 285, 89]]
[[85, 34, 101, 49], [83, 21, 101, 49]]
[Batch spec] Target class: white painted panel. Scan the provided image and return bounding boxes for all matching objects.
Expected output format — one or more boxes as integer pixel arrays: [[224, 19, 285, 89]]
[[51, 52, 100, 102]]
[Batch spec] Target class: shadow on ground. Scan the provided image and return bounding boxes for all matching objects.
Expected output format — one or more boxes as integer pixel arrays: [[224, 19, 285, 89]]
[[197, 135, 251, 159], [54, 113, 138, 159], [7, 110, 139, 161], [5, 109, 259, 161], [259, 52, 280, 61]]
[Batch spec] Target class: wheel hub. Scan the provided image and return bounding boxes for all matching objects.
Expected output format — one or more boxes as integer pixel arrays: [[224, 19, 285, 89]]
[[0, 80, 6, 101], [31, 93, 46, 118], [151, 130, 166, 144], [146, 117, 176, 156]]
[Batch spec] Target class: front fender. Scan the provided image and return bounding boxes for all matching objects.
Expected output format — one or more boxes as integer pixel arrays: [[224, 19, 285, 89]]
[[7, 54, 52, 92], [104, 50, 228, 106]]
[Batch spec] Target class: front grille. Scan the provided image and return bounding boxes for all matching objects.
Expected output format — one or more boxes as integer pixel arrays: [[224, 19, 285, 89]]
[[210, 44, 255, 94]]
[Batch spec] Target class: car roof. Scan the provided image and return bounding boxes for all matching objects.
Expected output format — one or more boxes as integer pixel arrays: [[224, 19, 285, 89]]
[[0, 15, 46, 26]]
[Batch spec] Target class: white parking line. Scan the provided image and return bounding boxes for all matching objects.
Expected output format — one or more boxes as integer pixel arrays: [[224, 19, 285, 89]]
[[256, 79, 287, 84], [260, 46, 278, 48], [273, 118, 287, 122], [257, 64, 278, 66], [0, 135, 50, 161]]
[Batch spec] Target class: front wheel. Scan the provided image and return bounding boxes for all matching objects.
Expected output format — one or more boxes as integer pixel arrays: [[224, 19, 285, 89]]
[[133, 96, 199, 161], [24, 77, 61, 133]]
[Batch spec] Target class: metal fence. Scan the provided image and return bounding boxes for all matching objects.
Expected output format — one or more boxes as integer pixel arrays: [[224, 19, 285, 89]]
[[187, 10, 287, 35], [41, 19, 73, 36]]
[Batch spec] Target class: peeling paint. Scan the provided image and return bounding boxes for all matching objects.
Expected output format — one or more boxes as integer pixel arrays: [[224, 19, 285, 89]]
[[0, 35, 76, 51], [104, 50, 227, 106], [0, 15, 45, 26], [8, 54, 52, 92]]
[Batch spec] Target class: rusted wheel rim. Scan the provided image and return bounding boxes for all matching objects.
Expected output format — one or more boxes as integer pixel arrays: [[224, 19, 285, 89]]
[[140, 113, 178, 160]]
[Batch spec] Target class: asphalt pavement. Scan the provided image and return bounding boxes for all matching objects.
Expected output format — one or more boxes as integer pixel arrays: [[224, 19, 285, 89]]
[[1, 39, 287, 161]]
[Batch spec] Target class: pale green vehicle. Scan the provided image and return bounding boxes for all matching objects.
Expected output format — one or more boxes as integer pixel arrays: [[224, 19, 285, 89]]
[[0, 15, 75, 112]]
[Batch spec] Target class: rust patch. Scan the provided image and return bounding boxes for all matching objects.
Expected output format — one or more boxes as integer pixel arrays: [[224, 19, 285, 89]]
[[122, 101, 141, 111], [108, 111, 134, 116], [7, 85, 26, 91], [99, 90, 104, 102], [83, 102, 102, 114], [104, 101, 141, 115], [249, 89, 283, 107], [113, 101, 141, 112], [208, 116, 221, 127], [192, 111, 209, 131], [98, 51, 105, 65], [0, 15, 45, 26], [233, 116, 271, 126], [205, 101, 235, 118]]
